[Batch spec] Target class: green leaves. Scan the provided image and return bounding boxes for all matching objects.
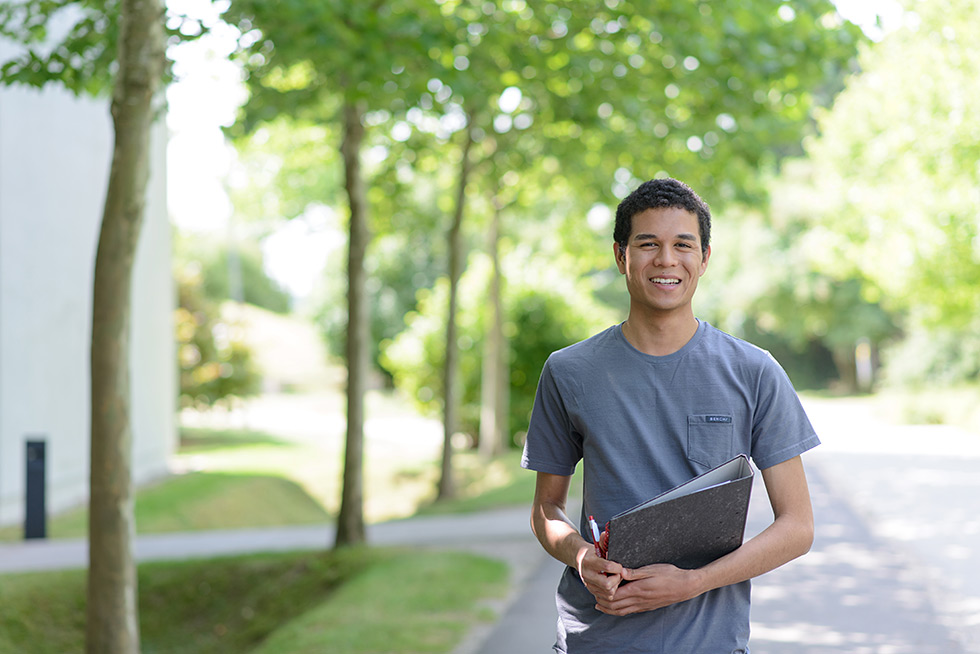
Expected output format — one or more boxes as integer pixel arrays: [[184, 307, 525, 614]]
[[0, 0, 211, 95], [803, 0, 980, 329], [0, 0, 119, 95]]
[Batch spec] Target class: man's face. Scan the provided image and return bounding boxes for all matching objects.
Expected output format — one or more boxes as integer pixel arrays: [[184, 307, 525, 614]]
[[613, 206, 710, 318]]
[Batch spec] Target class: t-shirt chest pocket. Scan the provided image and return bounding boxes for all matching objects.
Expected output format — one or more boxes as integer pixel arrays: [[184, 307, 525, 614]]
[[687, 414, 735, 468]]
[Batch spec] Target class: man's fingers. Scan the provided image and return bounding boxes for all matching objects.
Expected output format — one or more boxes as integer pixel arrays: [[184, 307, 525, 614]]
[[585, 572, 621, 598], [620, 563, 676, 581]]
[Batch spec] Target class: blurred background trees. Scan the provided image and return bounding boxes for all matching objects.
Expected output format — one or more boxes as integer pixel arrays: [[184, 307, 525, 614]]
[[158, 0, 979, 521], [174, 260, 263, 410], [212, 0, 870, 443], [792, 0, 980, 391], [10, 0, 975, 552], [1, 1, 975, 647], [170, 0, 979, 449]]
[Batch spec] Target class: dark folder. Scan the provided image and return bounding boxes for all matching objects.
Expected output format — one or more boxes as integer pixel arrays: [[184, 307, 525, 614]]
[[603, 454, 754, 570]]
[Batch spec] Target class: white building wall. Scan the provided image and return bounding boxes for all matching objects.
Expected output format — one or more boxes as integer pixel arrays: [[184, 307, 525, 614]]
[[0, 78, 175, 529]]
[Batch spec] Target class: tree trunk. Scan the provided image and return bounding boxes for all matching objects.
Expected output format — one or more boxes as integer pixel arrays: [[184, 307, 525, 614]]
[[479, 194, 507, 458], [831, 344, 859, 395], [86, 1, 165, 653], [335, 99, 369, 546], [437, 123, 475, 500]]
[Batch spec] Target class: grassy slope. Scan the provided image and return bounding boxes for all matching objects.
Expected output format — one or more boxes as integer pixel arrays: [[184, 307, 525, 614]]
[[0, 548, 507, 654], [0, 424, 528, 652]]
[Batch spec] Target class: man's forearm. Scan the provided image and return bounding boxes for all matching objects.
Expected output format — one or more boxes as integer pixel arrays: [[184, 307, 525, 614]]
[[683, 456, 815, 596], [531, 500, 591, 569], [532, 471, 626, 603], [687, 508, 813, 596], [605, 456, 815, 616], [603, 508, 814, 616]]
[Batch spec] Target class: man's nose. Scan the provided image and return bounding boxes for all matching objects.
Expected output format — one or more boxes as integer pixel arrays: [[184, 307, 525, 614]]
[[653, 246, 676, 267]]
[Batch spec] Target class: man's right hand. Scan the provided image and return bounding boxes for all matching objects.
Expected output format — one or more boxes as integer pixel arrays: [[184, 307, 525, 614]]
[[531, 472, 624, 604], [576, 547, 624, 603]]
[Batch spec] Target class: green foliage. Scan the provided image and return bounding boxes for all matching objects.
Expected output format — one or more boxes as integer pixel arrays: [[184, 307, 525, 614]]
[[220, 0, 866, 414], [0, 0, 205, 94], [697, 183, 900, 389], [0, 0, 119, 94], [204, 247, 292, 313], [800, 0, 980, 337], [175, 232, 292, 313], [382, 253, 617, 445], [222, 0, 446, 130], [226, 116, 345, 223], [380, 267, 487, 432], [314, 221, 445, 380], [175, 265, 262, 409], [879, 318, 980, 389], [459, 0, 866, 207]]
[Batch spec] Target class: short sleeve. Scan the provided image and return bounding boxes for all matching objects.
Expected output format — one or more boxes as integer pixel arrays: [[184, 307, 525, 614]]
[[521, 356, 583, 476], [749, 354, 820, 470]]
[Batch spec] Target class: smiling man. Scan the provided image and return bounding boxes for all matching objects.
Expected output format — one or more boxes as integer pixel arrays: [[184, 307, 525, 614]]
[[522, 178, 820, 653]]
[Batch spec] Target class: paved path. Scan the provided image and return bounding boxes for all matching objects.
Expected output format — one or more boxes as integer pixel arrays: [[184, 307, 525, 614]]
[[2, 398, 978, 653], [461, 462, 969, 654], [462, 398, 980, 654], [0, 507, 535, 573]]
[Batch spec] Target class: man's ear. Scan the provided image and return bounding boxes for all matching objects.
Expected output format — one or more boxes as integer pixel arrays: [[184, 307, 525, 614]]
[[699, 245, 712, 276], [613, 242, 626, 273]]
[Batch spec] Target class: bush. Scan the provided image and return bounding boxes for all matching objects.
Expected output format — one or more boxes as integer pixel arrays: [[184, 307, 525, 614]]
[[176, 267, 262, 409]]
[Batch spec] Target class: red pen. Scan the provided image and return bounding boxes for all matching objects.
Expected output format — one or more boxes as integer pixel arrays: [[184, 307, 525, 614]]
[[588, 515, 604, 558]]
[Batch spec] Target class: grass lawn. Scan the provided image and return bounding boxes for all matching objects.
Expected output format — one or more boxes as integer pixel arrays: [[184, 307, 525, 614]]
[[0, 421, 533, 652], [416, 450, 582, 516], [0, 547, 507, 654], [0, 471, 330, 542]]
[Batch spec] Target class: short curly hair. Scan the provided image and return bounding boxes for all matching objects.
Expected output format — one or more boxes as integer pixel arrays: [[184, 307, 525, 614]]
[[614, 178, 711, 257]]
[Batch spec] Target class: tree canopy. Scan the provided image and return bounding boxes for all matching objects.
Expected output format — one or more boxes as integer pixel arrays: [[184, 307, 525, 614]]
[[216, 0, 869, 441], [773, 0, 980, 386], [802, 0, 980, 327]]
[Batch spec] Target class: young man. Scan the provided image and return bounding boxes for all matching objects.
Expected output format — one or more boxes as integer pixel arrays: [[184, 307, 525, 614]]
[[521, 178, 819, 653]]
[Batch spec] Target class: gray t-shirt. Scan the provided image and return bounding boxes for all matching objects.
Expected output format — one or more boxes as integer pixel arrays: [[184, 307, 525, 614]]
[[521, 321, 820, 654]]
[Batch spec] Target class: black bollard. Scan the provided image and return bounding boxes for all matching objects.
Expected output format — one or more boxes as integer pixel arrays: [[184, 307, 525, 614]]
[[25, 439, 47, 540]]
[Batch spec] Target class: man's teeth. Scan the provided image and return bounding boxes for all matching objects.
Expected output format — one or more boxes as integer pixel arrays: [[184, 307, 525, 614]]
[[651, 277, 680, 285]]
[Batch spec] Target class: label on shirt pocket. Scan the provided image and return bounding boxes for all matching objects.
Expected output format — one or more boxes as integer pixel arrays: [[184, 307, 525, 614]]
[[687, 414, 735, 468]]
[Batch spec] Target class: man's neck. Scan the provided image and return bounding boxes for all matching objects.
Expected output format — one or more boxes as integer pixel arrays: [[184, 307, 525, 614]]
[[621, 311, 699, 356]]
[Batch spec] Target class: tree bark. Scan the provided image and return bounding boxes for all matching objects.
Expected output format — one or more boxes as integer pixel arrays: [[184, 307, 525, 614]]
[[479, 194, 507, 458], [437, 123, 475, 500], [335, 99, 369, 546], [86, 1, 165, 653]]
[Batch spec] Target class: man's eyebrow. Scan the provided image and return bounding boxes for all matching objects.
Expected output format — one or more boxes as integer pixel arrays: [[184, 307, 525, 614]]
[[631, 232, 698, 242]]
